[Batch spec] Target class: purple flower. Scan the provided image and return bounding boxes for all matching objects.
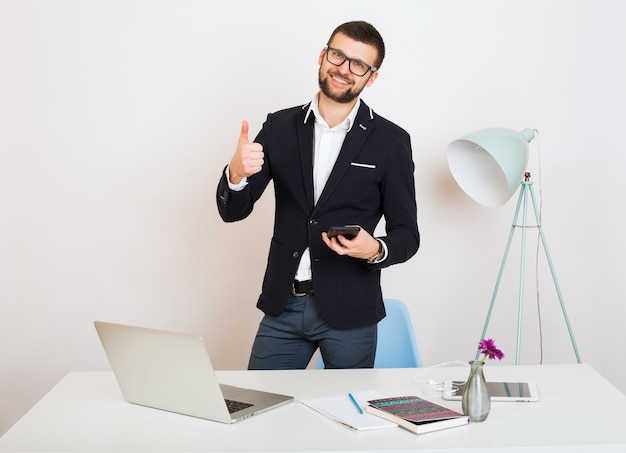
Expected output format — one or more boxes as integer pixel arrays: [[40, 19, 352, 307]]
[[477, 338, 505, 362]]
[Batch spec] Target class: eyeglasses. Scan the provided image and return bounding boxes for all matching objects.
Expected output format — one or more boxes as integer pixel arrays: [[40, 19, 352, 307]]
[[324, 46, 377, 77]]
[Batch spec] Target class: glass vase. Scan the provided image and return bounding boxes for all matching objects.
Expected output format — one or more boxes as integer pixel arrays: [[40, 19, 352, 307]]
[[461, 360, 491, 422]]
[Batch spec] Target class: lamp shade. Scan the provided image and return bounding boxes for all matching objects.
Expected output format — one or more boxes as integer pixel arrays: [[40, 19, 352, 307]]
[[447, 127, 536, 207]]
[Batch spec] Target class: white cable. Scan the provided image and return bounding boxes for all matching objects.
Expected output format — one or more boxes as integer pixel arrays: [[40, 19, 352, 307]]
[[533, 129, 545, 364], [411, 360, 471, 397]]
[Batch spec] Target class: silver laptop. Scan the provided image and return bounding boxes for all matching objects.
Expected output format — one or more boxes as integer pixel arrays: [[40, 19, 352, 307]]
[[94, 320, 294, 423]]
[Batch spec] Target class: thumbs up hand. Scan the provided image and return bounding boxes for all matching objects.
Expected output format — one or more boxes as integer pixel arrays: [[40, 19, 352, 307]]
[[228, 120, 265, 184]]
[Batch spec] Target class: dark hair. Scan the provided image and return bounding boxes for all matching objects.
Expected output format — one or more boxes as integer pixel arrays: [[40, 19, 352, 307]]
[[327, 21, 385, 69]]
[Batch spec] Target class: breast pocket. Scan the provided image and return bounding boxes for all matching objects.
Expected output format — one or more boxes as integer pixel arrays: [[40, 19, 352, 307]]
[[336, 162, 380, 201]]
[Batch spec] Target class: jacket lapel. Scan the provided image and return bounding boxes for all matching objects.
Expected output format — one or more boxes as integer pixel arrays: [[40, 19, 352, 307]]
[[297, 103, 315, 210]]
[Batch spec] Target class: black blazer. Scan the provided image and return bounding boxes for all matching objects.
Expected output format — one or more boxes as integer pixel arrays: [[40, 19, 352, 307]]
[[217, 100, 419, 329]]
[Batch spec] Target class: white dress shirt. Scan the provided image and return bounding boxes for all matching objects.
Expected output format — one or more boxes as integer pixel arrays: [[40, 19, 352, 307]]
[[293, 94, 359, 281]]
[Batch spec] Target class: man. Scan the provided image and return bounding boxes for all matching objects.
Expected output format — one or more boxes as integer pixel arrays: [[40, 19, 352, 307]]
[[217, 21, 419, 369]]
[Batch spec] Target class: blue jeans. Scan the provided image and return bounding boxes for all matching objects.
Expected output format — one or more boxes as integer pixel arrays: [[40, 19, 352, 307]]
[[248, 294, 377, 370]]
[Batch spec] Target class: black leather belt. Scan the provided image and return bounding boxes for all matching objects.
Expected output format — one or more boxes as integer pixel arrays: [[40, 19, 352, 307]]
[[292, 280, 313, 296]]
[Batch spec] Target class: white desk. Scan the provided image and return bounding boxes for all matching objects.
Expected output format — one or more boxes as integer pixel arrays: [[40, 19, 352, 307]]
[[1, 364, 625, 452]]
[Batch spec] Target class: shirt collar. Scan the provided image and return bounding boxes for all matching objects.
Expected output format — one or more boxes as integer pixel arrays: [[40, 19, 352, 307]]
[[304, 92, 361, 132]]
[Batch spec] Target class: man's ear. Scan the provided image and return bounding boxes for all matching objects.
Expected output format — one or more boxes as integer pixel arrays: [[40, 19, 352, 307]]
[[365, 70, 379, 87], [318, 47, 326, 66]]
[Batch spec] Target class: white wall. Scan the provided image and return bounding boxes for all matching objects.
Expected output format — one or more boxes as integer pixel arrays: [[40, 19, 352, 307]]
[[1, 0, 624, 435]]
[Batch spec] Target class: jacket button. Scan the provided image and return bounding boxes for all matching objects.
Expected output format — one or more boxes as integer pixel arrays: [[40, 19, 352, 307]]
[[292, 252, 300, 259]]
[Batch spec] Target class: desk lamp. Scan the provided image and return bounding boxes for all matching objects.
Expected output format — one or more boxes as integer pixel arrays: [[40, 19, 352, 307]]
[[447, 127, 581, 364]]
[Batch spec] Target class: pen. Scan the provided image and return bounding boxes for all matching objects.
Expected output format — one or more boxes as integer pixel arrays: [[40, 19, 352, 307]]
[[348, 393, 363, 414]]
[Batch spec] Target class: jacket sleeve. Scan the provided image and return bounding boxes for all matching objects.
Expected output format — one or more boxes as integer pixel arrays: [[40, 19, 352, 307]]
[[368, 127, 420, 269], [216, 117, 274, 222]]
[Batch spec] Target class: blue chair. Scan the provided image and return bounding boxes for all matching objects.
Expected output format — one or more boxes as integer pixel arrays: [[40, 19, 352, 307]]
[[315, 298, 422, 369]]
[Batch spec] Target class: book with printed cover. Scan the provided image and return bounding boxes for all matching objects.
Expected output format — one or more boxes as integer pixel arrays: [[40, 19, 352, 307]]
[[366, 396, 470, 435]]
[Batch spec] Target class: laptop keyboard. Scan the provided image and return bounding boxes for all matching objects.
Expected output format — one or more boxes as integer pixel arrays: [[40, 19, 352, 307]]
[[225, 398, 254, 414]]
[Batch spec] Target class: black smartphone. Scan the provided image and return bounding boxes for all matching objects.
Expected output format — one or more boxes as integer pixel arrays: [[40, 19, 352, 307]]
[[327, 226, 361, 240]]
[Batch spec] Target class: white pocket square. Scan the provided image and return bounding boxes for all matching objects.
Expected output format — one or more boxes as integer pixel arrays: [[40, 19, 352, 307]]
[[351, 162, 376, 169]]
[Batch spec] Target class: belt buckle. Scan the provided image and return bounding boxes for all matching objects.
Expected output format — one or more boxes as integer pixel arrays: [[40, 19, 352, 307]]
[[291, 282, 307, 297]]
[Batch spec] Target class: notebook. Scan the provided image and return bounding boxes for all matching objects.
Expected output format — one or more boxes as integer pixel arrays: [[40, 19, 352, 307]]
[[94, 320, 294, 423]]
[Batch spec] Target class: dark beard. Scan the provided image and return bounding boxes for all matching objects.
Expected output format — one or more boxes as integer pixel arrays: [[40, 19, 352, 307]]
[[318, 70, 361, 104]]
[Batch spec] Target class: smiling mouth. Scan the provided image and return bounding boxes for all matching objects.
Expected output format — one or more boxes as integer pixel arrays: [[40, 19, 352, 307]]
[[329, 71, 353, 87]]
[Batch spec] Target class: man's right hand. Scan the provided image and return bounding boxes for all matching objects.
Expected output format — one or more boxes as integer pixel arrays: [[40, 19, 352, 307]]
[[228, 120, 265, 184]]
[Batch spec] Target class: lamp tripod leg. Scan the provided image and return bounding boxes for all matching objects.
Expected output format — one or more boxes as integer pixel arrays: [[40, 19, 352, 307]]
[[515, 183, 530, 365], [527, 184, 582, 363], [476, 180, 581, 364], [475, 187, 526, 361]]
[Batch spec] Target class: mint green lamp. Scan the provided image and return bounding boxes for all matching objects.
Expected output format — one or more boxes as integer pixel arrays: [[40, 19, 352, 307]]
[[447, 127, 535, 207], [446, 127, 581, 364]]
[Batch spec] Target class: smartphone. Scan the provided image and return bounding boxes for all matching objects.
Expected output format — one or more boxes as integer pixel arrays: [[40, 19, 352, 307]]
[[442, 380, 539, 402], [327, 226, 361, 240]]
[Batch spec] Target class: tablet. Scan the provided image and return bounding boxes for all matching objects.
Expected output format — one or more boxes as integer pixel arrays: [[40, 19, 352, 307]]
[[442, 380, 539, 402]]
